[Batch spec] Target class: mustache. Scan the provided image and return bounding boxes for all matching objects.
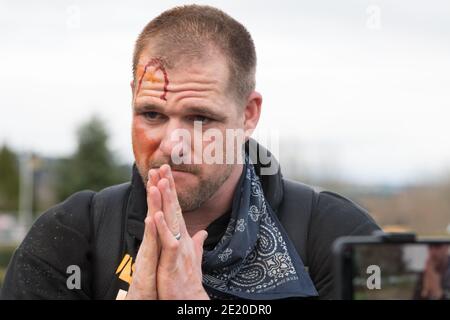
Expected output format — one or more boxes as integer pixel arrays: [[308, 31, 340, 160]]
[[149, 159, 200, 175]]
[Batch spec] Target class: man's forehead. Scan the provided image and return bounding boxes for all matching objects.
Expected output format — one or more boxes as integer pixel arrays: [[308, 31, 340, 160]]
[[133, 63, 232, 119], [137, 46, 230, 84], [134, 62, 227, 100], [133, 46, 236, 113]]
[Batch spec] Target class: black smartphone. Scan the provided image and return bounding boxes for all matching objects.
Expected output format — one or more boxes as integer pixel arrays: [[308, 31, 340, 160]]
[[333, 233, 450, 300]]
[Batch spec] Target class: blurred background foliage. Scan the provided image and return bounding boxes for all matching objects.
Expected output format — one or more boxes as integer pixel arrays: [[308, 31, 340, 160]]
[[55, 116, 130, 202], [0, 145, 19, 213]]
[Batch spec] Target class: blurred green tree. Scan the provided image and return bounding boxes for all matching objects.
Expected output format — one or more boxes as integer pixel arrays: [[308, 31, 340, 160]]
[[55, 116, 129, 201], [0, 144, 19, 212]]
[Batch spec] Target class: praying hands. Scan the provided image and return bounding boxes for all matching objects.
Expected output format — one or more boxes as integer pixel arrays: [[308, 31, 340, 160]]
[[125, 164, 210, 300]]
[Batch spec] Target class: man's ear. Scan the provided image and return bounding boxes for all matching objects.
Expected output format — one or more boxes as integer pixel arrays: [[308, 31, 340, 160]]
[[243, 91, 262, 140], [130, 80, 134, 93]]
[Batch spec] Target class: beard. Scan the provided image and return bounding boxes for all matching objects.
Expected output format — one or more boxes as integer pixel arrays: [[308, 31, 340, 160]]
[[175, 165, 233, 211], [136, 159, 234, 212]]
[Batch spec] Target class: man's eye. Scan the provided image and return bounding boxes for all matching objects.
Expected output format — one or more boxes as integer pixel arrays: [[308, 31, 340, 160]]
[[143, 111, 162, 120]]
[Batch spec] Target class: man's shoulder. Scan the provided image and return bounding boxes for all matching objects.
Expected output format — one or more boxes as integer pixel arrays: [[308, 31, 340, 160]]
[[1, 187, 120, 300], [55, 182, 130, 218], [30, 190, 96, 237], [26, 182, 131, 246], [313, 189, 379, 235], [17, 189, 97, 259], [280, 179, 380, 299], [281, 178, 379, 233]]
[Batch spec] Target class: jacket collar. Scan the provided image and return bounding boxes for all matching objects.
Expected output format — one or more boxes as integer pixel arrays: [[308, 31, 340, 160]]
[[126, 139, 284, 242]]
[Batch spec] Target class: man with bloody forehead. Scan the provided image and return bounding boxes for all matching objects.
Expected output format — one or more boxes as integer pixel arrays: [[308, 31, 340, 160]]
[[1, 5, 379, 300]]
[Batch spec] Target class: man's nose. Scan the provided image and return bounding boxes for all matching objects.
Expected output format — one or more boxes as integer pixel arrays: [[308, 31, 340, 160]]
[[157, 120, 191, 160]]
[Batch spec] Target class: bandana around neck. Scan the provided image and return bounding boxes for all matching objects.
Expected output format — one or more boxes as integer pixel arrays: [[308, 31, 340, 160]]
[[201, 158, 318, 300]]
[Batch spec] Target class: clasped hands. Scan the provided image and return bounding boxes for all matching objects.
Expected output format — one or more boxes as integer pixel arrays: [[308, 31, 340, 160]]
[[125, 165, 209, 300]]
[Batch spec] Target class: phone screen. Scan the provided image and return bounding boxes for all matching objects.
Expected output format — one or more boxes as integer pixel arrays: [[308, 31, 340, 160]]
[[348, 243, 450, 300]]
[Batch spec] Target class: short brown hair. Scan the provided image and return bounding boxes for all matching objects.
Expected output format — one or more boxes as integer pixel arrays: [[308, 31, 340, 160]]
[[132, 5, 256, 104]]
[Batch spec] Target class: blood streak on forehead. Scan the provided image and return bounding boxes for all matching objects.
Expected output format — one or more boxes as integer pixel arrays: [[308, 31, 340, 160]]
[[136, 57, 169, 101]]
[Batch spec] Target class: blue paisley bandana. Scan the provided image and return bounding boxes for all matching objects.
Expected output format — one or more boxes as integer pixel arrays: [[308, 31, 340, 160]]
[[202, 158, 318, 299]]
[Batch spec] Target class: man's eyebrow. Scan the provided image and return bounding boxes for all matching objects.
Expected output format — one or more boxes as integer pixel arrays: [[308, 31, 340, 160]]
[[183, 105, 228, 121], [135, 104, 228, 121], [134, 104, 165, 113]]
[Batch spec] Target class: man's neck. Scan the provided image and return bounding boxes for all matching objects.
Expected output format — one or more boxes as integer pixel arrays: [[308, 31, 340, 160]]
[[183, 164, 243, 236]]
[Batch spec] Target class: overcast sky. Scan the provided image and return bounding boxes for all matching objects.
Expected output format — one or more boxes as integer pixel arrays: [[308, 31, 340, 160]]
[[1, 0, 450, 185]]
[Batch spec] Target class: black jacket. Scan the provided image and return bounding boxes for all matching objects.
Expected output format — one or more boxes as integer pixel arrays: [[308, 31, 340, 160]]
[[0, 144, 380, 300]]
